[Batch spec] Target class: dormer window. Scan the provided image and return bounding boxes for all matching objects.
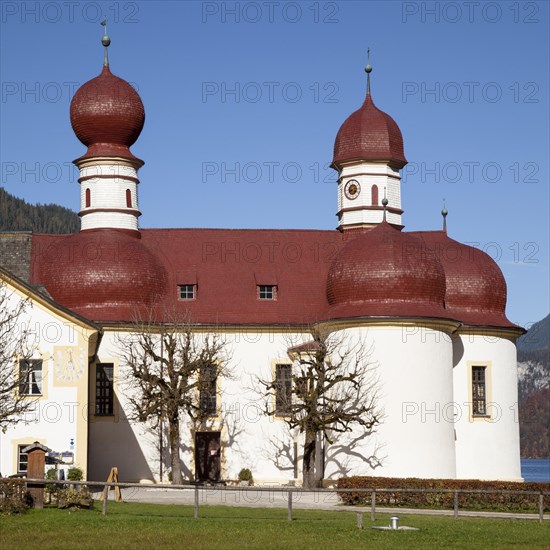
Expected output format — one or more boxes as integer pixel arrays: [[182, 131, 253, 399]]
[[179, 284, 196, 300], [258, 285, 276, 300]]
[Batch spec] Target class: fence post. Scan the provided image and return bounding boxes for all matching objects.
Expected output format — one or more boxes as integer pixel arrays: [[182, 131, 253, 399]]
[[194, 485, 199, 519], [371, 490, 376, 521], [453, 491, 459, 519], [539, 493, 544, 524], [287, 490, 293, 521], [356, 511, 363, 529], [102, 486, 108, 515]]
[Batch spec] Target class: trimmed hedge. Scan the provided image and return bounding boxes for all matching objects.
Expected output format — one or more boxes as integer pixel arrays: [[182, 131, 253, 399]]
[[336, 476, 550, 513]]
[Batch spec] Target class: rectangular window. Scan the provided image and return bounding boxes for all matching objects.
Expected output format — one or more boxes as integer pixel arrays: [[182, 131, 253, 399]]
[[19, 359, 43, 395], [18, 444, 28, 474], [472, 366, 487, 416], [258, 285, 276, 300], [275, 364, 292, 415], [96, 363, 114, 416], [179, 284, 196, 300], [199, 365, 217, 416]]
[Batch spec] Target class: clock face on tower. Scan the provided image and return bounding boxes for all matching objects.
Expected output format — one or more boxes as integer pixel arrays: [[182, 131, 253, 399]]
[[344, 179, 361, 200]]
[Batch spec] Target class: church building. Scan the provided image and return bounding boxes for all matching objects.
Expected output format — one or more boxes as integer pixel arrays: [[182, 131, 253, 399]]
[[0, 30, 523, 484]]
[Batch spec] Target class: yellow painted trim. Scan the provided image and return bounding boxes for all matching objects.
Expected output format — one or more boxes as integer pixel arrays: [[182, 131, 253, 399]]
[[74, 332, 91, 479], [467, 361, 493, 422], [101, 318, 462, 337], [318, 318, 461, 333], [102, 324, 310, 335], [456, 326, 524, 341]]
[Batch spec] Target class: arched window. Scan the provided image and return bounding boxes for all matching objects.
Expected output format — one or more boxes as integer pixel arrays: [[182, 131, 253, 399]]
[[85, 188, 91, 208], [126, 189, 132, 208], [371, 185, 379, 206]]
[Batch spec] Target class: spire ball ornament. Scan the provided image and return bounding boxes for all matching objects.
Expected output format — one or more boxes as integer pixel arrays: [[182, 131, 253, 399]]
[[101, 17, 110, 66], [441, 200, 448, 232], [382, 197, 388, 207], [365, 47, 373, 94]]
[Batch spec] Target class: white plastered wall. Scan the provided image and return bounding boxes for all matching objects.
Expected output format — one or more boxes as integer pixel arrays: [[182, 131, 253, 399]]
[[0, 280, 94, 478], [453, 332, 522, 481], [90, 322, 460, 484], [323, 324, 456, 480]]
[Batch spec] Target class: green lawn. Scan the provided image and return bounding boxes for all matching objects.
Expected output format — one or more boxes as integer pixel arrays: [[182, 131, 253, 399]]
[[1, 503, 548, 550]]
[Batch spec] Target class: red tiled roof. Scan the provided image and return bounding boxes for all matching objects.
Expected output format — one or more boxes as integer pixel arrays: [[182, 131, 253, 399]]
[[31, 230, 167, 317], [332, 94, 407, 170], [29, 227, 518, 329], [70, 66, 145, 162], [31, 228, 342, 325], [326, 222, 448, 320], [411, 231, 519, 329]]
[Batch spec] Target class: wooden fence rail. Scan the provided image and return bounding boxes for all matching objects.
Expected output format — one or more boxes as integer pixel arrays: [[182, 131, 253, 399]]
[[15, 478, 550, 523]]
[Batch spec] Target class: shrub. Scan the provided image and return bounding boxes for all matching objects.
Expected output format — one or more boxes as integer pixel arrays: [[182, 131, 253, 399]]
[[67, 467, 84, 481], [57, 486, 93, 510], [238, 468, 254, 485], [336, 476, 550, 513], [0, 479, 31, 515], [45, 468, 59, 503]]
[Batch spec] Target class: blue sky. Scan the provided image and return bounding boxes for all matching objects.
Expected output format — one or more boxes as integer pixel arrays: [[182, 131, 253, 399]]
[[1, 1, 548, 328]]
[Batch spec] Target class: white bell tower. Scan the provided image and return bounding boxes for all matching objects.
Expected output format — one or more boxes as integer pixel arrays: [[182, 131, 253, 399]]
[[77, 157, 143, 232], [337, 160, 403, 229], [69, 18, 145, 234]]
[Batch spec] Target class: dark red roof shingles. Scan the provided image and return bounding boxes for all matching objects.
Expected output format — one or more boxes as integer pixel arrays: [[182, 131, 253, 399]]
[[327, 222, 447, 320], [70, 65, 145, 161], [332, 94, 407, 170], [29, 227, 518, 330], [411, 231, 519, 329]]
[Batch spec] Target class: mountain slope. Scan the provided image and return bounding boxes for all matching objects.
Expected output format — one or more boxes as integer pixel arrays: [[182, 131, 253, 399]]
[[0, 187, 79, 233], [517, 315, 550, 458]]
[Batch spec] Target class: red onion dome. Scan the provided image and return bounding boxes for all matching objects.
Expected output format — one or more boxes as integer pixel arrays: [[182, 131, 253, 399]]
[[70, 66, 145, 161], [332, 93, 407, 170], [413, 232, 517, 328], [36, 230, 166, 321], [326, 222, 447, 320]]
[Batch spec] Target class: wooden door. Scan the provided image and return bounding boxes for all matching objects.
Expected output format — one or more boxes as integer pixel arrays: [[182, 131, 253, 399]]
[[195, 431, 221, 482]]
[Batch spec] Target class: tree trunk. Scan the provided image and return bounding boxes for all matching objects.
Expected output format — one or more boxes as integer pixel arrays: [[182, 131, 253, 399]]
[[302, 428, 317, 490], [168, 411, 183, 485]]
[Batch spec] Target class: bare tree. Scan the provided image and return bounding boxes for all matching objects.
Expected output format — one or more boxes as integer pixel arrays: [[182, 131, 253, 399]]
[[0, 279, 36, 432], [259, 327, 381, 489], [118, 314, 232, 484]]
